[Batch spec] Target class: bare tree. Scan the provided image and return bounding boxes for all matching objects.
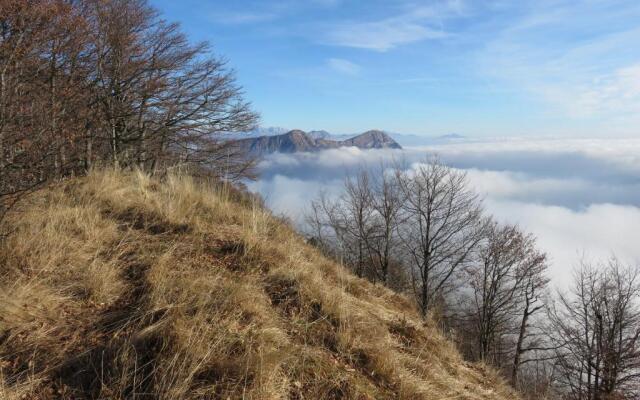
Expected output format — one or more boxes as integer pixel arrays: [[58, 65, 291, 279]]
[[462, 223, 547, 366], [457, 221, 549, 386], [305, 164, 404, 285], [0, 0, 90, 220], [548, 259, 640, 399], [82, 0, 258, 174], [306, 189, 362, 275], [511, 239, 549, 385], [341, 169, 378, 280], [396, 158, 486, 316], [305, 190, 332, 251], [306, 169, 379, 280], [1, 0, 258, 222], [367, 162, 404, 284]]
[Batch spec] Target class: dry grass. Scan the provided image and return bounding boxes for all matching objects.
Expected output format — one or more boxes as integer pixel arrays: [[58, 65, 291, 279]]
[[0, 169, 518, 399]]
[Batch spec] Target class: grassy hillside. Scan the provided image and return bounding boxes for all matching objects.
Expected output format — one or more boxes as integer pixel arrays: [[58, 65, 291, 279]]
[[0, 169, 517, 399]]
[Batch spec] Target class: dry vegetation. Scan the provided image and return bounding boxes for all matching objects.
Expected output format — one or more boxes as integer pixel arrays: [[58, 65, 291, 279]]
[[0, 169, 517, 399]]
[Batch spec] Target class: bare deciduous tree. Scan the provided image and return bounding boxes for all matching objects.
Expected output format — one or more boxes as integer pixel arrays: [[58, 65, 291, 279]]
[[0, 0, 258, 222], [305, 163, 405, 286], [83, 0, 258, 173], [511, 240, 549, 385], [456, 221, 549, 389], [463, 223, 548, 365], [549, 259, 640, 400], [368, 163, 403, 284], [0, 0, 90, 220], [396, 158, 486, 316]]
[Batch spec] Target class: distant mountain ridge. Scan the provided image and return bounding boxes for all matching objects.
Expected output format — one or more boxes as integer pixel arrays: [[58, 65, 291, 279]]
[[223, 127, 467, 148], [232, 129, 402, 154]]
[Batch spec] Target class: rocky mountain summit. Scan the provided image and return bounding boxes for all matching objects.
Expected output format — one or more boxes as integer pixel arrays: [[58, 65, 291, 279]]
[[232, 129, 402, 154], [341, 130, 402, 149]]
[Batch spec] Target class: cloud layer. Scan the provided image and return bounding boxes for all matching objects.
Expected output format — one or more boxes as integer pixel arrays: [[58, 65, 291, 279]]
[[249, 138, 640, 287]]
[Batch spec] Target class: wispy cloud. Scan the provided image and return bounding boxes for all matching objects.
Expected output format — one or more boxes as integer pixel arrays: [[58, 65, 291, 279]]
[[210, 11, 277, 25], [568, 63, 640, 116], [196, 0, 640, 136], [325, 20, 446, 51], [326, 58, 361, 75], [479, 0, 640, 123], [209, 0, 345, 26], [322, 1, 467, 51]]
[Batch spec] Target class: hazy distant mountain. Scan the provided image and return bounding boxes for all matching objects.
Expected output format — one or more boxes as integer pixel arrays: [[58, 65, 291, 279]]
[[437, 133, 465, 140], [386, 132, 466, 146], [232, 129, 401, 155], [222, 127, 466, 148]]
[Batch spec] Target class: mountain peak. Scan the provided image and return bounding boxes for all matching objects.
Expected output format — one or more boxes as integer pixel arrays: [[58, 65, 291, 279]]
[[231, 129, 402, 155], [285, 129, 307, 136], [361, 129, 386, 135], [342, 130, 402, 150]]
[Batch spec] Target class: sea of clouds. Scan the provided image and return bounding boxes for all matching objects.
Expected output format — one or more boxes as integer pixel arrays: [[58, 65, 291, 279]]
[[247, 138, 640, 287]]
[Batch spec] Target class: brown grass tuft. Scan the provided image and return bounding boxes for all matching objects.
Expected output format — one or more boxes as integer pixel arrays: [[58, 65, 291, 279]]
[[0, 169, 518, 399]]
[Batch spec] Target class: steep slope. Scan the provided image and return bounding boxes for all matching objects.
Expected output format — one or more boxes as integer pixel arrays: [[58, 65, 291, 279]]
[[0, 170, 516, 400], [232, 130, 402, 155]]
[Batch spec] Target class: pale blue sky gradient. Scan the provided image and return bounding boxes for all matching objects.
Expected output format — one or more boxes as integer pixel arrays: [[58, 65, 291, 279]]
[[150, 0, 640, 137]]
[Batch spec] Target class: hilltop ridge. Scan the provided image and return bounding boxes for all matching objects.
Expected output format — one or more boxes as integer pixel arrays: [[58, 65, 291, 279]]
[[0, 169, 516, 399]]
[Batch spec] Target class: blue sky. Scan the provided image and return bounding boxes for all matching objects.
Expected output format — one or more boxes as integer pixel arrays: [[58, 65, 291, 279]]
[[150, 0, 640, 137]]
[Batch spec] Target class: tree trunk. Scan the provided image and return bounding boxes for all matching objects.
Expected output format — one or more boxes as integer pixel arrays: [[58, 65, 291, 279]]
[[512, 301, 530, 384]]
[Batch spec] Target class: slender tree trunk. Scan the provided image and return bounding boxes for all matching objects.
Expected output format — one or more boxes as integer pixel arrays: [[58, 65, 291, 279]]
[[421, 263, 429, 316], [512, 302, 530, 383]]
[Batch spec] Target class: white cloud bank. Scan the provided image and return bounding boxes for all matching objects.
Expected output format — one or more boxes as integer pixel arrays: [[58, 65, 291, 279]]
[[249, 138, 640, 288], [486, 201, 640, 286]]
